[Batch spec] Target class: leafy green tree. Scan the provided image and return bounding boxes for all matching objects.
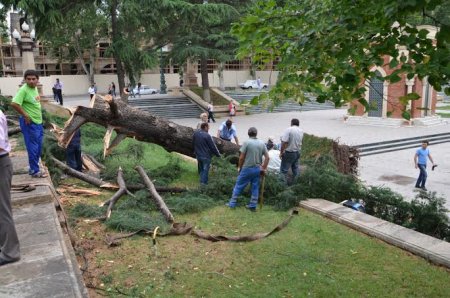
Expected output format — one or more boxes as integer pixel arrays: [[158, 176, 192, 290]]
[[233, 0, 450, 118]]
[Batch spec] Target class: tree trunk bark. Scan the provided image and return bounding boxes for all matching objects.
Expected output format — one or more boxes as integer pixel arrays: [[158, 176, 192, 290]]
[[58, 95, 240, 159], [218, 62, 225, 91], [200, 57, 211, 102], [110, 0, 126, 102]]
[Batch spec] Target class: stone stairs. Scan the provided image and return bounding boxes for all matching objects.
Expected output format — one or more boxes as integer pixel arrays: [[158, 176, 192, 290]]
[[128, 94, 204, 119], [413, 116, 449, 126], [357, 132, 450, 157], [346, 116, 405, 127], [225, 91, 335, 114]]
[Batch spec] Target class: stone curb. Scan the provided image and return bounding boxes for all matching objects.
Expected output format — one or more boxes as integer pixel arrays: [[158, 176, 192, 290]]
[[300, 199, 450, 268]]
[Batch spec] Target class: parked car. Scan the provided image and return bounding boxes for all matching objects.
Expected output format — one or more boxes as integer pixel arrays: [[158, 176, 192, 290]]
[[133, 85, 158, 95], [239, 80, 268, 89]]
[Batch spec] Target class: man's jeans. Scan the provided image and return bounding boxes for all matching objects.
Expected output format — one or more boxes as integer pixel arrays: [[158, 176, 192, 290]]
[[228, 166, 260, 208], [66, 146, 82, 172], [19, 117, 43, 175], [197, 157, 212, 185], [415, 164, 427, 188], [280, 151, 300, 183]]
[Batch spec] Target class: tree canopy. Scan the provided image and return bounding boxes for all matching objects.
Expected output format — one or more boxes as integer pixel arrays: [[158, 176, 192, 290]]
[[233, 0, 450, 117]]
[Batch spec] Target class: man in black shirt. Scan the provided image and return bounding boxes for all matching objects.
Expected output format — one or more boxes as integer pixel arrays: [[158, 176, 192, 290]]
[[193, 123, 221, 185]]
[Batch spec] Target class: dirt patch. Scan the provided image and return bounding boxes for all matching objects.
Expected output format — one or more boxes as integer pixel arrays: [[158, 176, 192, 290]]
[[379, 174, 416, 186]]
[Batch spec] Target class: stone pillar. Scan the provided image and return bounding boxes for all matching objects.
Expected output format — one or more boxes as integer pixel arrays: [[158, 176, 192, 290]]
[[406, 79, 415, 117], [184, 59, 198, 87]]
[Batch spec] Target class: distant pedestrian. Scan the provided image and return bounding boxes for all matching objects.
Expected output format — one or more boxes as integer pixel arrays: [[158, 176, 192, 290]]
[[257, 77, 262, 90], [193, 122, 221, 185], [228, 101, 236, 117], [53, 78, 63, 105], [217, 119, 239, 146], [279, 118, 303, 184], [227, 127, 269, 211], [179, 78, 184, 87], [88, 84, 96, 99], [11, 69, 47, 178], [0, 109, 21, 266], [66, 129, 82, 172], [197, 113, 208, 129], [137, 82, 142, 96], [93, 82, 98, 94], [207, 103, 216, 123], [414, 140, 435, 191], [111, 82, 116, 97]]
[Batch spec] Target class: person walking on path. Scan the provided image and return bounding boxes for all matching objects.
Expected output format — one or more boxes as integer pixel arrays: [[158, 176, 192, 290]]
[[193, 122, 221, 185], [88, 84, 96, 99], [227, 127, 269, 211], [0, 109, 21, 266], [207, 103, 216, 123], [53, 78, 63, 105], [228, 101, 236, 117], [279, 118, 304, 184], [111, 82, 116, 97], [217, 119, 239, 146], [66, 129, 82, 172], [11, 69, 47, 178], [414, 140, 435, 191]]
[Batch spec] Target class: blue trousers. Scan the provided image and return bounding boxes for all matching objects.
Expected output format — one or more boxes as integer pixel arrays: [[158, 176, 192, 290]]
[[229, 166, 260, 208], [197, 157, 211, 185], [19, 117, 44, 175], [280, 151, 300, 183], [415, 164, 427, 188], [66, 146, 82, 172]]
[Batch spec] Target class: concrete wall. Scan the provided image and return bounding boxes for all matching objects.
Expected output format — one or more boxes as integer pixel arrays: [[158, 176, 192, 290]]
[[0, 70, 280, 97]]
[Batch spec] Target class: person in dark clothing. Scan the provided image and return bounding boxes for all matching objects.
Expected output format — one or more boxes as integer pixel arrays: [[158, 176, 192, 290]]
[[66, 129, 82, 172], [193, 122, 221, 185]]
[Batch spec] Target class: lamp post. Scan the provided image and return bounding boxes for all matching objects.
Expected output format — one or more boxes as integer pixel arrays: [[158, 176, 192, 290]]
[[159, 47, 167, 94], [12, 21, 37, 74]]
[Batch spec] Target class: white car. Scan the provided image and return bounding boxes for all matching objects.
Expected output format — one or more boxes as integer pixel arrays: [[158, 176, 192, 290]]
[[239, 80, 268, 89], [133, 85, 158, 95]]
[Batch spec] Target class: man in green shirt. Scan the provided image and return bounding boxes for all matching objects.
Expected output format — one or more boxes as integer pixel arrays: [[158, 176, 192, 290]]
[[227, 127, 269, 211], [11, 69, 47, 178]]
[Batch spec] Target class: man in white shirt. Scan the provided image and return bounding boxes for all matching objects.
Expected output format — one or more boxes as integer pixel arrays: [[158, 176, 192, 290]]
[[279, 118, 304, 183], [88, 84, 96, 99], [0, 109, 21, 266]]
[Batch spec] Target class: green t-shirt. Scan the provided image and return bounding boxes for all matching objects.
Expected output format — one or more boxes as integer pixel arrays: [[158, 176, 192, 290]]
[[240, 137, 267, 169], [12, 84, 42, 124]]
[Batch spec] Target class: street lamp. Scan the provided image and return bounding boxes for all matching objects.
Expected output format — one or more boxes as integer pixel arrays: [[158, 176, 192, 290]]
[[11, 19, 37, 73], [159, 47, 168, 94]]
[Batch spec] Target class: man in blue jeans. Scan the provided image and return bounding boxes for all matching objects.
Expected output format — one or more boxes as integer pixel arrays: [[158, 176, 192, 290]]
[[414, 140, 435, 191], [279, 118, 304, 184], [67, 129, 82, 172], [193, 123, 221, 185], [227, 127, 269, 211]]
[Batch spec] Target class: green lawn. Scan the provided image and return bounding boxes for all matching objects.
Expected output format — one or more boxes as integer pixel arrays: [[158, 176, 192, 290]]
[[437, 112, 450, 118], [76, 206, 450, 297], [436, 105, 450, 110]]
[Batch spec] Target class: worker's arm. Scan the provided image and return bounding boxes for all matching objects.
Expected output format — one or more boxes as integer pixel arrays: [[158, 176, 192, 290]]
[[414, 152, 418, 169], [261, 151, 270, 174], [279, 142, 288, 159], [10, 103, 31, 125], [234, 136, 240, 147], [428, 153, 435, 165], [237, 152, 245, 172]]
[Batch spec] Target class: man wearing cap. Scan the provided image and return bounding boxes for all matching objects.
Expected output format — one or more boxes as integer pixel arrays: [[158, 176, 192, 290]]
[[0, 108, 21, 266], [217, 119, 239, 146], [279, 118, 303, 183], [227, 127, 269, 211]]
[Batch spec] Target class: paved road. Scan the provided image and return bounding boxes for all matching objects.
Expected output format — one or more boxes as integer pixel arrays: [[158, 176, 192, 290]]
[[63, 96, 450, 211]]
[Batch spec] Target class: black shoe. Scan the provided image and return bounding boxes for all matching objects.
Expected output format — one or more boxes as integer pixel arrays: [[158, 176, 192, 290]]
[[421, 187, 428, 191], [246, 204, 256, 212], [0, 257, 20, 266], [415, 185, 421, 189]]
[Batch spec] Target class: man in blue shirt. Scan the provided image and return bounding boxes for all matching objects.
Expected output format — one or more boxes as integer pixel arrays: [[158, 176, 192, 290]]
[[414, 140, 435, 191], [217, 119, 239, 146], [193, 123, 221, 185]]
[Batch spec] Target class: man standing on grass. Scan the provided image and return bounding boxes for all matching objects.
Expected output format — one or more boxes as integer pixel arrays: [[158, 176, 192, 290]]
[[11, 69, 47, 178], [279, 118, 303, 184], [227, 127, 269, 211], [193, 122, 221, 185], [414, 140, 435, 191], [0, 108, 21, 266]]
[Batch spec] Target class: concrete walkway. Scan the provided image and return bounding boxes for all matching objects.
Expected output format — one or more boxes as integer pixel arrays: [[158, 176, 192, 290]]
[[0, 152, 87, 298], [300, 199, 450, 268]]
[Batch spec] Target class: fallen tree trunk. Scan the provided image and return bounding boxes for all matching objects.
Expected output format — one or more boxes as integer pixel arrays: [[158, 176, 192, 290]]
[[136, 166, 174, 223], [57, 95, 240, 159], [8, 127, 21, 136]]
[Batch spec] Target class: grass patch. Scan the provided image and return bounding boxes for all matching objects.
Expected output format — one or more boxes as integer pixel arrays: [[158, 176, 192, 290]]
[[85, 207, 450, 297], [437, 112, 450, 118], [190, 87, 230, 105], [436, 105, 450, 110]]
